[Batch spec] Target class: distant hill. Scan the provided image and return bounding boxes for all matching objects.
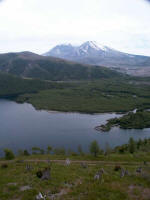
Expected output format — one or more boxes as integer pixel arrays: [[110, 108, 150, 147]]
[[0, 51, 123, 81], [0, 72, 56, 97], [44, 41, 150, 76]]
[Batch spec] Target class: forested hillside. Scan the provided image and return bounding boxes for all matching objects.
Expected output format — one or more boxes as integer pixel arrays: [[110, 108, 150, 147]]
[[0, 72, 67, 97], [0, 52, 124, 81]]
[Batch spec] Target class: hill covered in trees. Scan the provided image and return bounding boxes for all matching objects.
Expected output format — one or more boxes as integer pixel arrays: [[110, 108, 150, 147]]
[[16, 79, 150, 113], [0, 72, 69, 98], [0, 52, 124, 81], [98, 111, 150, 131]]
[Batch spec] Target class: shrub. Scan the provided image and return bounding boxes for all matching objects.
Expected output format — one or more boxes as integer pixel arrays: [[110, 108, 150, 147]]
[[4, 149, 15, 160], [24, 150, 30, 156], [129, 137, 135, 154], [90, 140, 99, 157], [114, 165, 121, 171], [1, 163, 8, 169]]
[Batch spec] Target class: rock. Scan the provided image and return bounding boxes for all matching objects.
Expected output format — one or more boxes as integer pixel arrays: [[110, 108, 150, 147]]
[[1, 163, 8, 169], [7, 182, 17, 186], [125, 170, 129, 176], [36, 168, 51, 180], [99, 168, 105, 174], [26, 164, 32, 171], [41, 168, 51, 180], [36, 170, 43, 178], [94, 170, 103, 181], [120, 168, 125, 178], [20, 185, 31, 191], [114, 165, 121, 171], [16, 160, 24, 163], [144, 161, 148, 165], [66, 158, 71, 166], [136, 167, 142, 173], [47, 160, 51, 164], [80, 162, 88, 169], [36, 192, 46, 200]]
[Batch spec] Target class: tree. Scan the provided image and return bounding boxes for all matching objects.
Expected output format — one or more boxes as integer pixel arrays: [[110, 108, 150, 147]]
[[40, 149, 45, 155], [18, 149, 24, 156], [78, 145, 84, 155], [90, 140, 99, 157], [54, 147, 66, 155], [47, 146, 52, 154], [105, 142, 112, 155], [4, 149, 15, 160], [24, 150, 30, 156], [137, 139, 142, 150], [129, 137, 135, 154], [32, 147, 44, 155]]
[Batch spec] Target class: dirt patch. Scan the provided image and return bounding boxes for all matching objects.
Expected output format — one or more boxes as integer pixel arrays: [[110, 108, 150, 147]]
[[128, 185, 150, 200]]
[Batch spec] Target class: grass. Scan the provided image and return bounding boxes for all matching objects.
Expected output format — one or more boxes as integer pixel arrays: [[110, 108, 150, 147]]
[[1, 153, 150, 200], [15, 152, 150, 162]]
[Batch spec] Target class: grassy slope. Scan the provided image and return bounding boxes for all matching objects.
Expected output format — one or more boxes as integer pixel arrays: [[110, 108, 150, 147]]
[[1, 154, 150, 200], [16, 79, 150, 113]]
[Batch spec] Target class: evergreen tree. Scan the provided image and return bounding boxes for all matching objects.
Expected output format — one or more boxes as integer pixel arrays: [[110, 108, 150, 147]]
[[47, 146, 52, 154], [105, 142, 112, 155], [90, 140, 99, 157], [24, 150, 30, 156], [4, 149, 15, 160], [129, 137, 135, 154], [78, 145, 83, 155], [137, 139, 142, 150]]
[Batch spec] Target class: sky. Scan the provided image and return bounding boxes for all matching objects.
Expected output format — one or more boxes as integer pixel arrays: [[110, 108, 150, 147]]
[[0, 0, 150, 55]]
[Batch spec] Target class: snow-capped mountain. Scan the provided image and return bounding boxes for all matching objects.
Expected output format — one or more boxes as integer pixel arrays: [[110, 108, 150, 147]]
[[76, 41, 108, 55], [44, 41, 111, 58], [44, 43, 76, 58], [44, 41, 150, 76]]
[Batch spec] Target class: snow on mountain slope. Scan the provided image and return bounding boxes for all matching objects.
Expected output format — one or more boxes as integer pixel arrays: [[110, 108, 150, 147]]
[[43, 41, 150, 74], [44, 41, 109, 57]]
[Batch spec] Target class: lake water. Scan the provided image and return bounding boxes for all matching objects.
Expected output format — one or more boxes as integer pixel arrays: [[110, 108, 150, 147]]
[[0, 99, 150, 154]]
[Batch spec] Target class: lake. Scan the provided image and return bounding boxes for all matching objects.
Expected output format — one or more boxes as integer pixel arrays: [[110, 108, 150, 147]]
[[0, 99, 150, 155]]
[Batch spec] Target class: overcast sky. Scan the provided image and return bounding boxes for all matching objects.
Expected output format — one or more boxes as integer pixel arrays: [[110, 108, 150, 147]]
[[0, 0, 150, 55]]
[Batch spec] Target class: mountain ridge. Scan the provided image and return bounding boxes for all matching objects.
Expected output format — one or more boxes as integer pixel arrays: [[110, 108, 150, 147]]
[[44, 41, 150, 76], [0, 51, 123, 81]]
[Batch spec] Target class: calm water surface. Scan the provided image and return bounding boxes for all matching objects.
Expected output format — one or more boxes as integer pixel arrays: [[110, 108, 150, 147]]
[[0, 99, 150, 154]]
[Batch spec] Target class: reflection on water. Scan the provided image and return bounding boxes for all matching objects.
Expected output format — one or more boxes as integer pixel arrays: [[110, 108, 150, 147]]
[[0, 99, 150, 154]]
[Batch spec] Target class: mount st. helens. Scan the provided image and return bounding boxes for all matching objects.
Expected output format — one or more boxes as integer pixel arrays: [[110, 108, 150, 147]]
[[44, 41, 150, 76]]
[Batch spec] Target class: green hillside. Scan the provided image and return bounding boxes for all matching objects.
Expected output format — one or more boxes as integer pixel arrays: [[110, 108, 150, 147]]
[[0, 52, 124, 81], [17, 79, 150, 113], [0, 72, 69, 98]]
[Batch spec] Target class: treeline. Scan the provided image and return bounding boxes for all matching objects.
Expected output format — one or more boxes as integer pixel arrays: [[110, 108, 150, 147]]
[[100, 111, 150, 131], [3, 137, 150, 160], [0, 52, 123, 81], [115, 137, 150, 154], [0, 72, 72, 98]]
